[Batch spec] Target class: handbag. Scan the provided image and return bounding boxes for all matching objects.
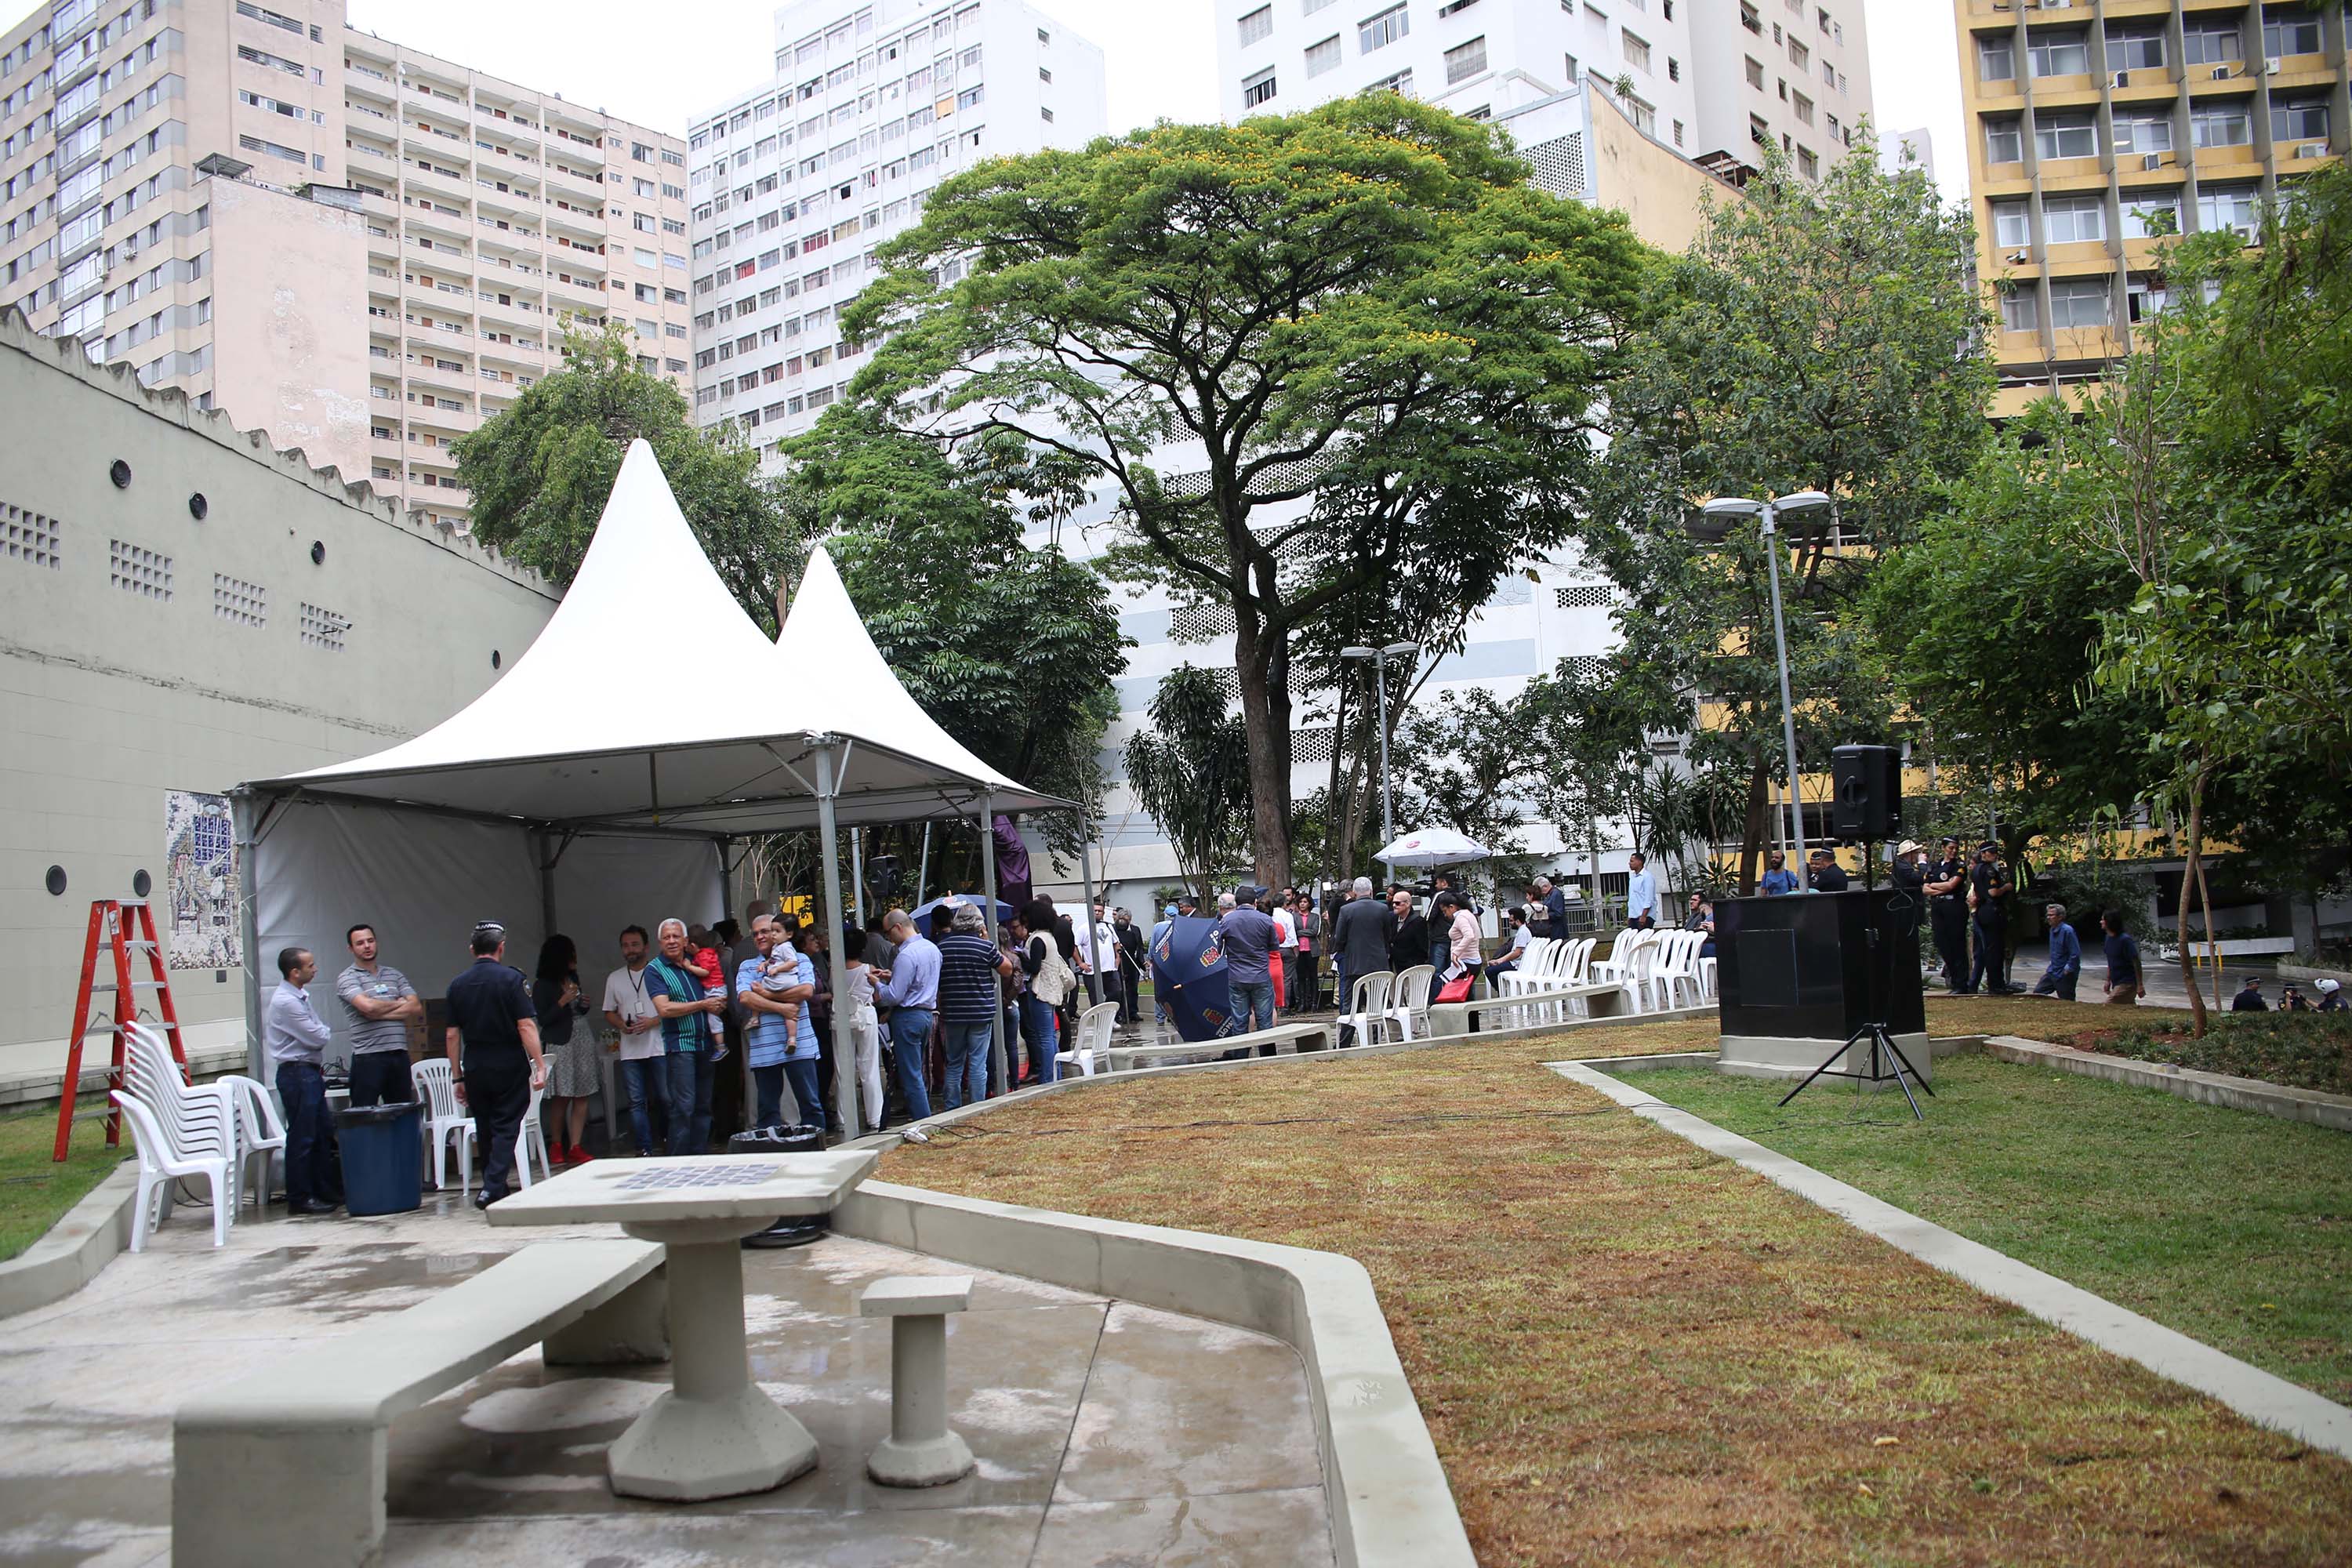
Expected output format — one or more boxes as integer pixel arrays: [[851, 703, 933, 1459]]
[[1436, 971, 1475, 1004]]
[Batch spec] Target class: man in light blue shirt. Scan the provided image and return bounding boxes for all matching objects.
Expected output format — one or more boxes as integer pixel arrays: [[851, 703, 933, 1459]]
[[1758, 850, 1801, 896], [264, 946, 339, 1215], [736, 914, 818, 1129], [1624, 853, 1660, 930], [2031, 903, 2082, 1001], [872, 909, 938, 1123]]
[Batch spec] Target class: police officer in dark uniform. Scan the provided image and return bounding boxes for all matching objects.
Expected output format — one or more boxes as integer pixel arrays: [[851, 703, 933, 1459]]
[[444, 920, 546, 1209], [1923, 836, 1970, 991], [1966, 843, 2016, 995]]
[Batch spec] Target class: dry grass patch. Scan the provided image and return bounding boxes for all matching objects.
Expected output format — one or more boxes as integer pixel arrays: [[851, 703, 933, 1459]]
[[879, 1002, 2352, 1566]]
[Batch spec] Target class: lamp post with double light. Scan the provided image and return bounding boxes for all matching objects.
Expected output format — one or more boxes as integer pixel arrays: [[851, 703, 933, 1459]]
[[1341, 640, 1419, 855], [1688, 490, 1832, 879]]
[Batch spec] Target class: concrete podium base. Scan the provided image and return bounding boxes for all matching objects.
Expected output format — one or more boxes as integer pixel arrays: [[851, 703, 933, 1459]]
[[1719, 1031, 1934, 1091]]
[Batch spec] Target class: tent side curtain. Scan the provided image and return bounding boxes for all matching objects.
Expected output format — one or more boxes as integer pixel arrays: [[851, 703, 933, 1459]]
[[252, 795, 720, 1067]]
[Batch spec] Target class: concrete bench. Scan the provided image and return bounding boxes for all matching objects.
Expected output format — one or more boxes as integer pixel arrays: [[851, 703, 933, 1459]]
[[1428, 981, 1637, 1038], [2156, 935, 2296, 960], [1103, 1020, 1334, 1071], [173, 1238, 668, 1568]]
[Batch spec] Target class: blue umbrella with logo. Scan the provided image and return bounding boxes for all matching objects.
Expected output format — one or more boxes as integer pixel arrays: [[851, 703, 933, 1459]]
[[1151, 916, 1231, 1042]]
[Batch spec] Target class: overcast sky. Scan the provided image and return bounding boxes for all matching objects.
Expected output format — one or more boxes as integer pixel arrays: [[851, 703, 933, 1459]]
[[347, 0, 1968, 203]]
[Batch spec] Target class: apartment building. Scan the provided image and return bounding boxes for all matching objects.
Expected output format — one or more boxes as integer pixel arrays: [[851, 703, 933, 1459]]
[[1213, 0, 1871, 183], [0, 0, 692, 527], [684, 0, 1105, 459], [1958, 0, 2350, 415]]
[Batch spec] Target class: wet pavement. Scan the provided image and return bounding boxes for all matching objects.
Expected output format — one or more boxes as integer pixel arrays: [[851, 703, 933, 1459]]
[[0, 1190, 1334, 1567]]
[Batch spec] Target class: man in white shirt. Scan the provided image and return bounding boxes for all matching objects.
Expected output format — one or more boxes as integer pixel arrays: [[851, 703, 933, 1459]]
[[1624, 853, 1661, 931], [1082, 901, 1122, 1014], [264, 946, 339, 1215], [598, 924, 667, 1156], [1270, 895, 1299, 1014]]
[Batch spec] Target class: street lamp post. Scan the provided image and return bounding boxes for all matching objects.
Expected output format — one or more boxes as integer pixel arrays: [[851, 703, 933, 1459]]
[[1695, 491, 1831, 880], [1340, 640, 1419, 855]]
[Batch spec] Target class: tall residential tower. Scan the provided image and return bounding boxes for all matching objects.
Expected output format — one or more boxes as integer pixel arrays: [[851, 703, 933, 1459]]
[[684, 0, 1106, 459]]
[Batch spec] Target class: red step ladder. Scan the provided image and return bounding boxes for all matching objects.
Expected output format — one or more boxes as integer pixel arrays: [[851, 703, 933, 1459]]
[[53, 899, 189, 1162]]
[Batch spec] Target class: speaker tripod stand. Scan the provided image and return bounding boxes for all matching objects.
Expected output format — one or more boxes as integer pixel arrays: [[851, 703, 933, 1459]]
[[1777, 1019, 1933, 1120]]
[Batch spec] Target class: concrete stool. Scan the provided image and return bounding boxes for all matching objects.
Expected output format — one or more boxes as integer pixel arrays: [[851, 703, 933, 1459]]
[[860, 1274, 976, 1486]]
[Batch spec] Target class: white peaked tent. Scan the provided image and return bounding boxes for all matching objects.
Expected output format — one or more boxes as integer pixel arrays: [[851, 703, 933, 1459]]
[[233, 439, 1070, 1130]]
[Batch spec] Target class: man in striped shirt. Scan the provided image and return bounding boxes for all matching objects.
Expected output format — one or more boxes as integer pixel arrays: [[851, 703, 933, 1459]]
[[935, 902, 1013, 1110]]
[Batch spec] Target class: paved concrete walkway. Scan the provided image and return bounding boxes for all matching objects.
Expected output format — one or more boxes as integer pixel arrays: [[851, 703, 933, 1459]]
[[0, 1193, 1334, 1567]]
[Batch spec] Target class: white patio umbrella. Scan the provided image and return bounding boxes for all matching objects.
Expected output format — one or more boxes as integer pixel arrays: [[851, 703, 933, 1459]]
[[1374, 826, 1492, 869]]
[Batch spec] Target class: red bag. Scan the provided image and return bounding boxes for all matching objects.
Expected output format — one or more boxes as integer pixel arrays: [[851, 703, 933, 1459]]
[[1436, 971, 1475, 1004]]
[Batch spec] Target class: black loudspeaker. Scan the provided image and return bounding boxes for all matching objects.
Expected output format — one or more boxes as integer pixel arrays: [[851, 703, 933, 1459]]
[[1830, 744, 1902, 841]]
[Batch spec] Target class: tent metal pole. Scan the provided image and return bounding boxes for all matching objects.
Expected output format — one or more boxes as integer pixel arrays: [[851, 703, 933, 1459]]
[[977, 791, 1007, 1097], [1078, 836, 1101, 1007], [811, 741, 860, 1140], [914, 822, 931, 910], [230, 790, 266, 1083], [717, 836, 750, 1135], [851, 829, 866, 928], [536, 830, 559, 941]]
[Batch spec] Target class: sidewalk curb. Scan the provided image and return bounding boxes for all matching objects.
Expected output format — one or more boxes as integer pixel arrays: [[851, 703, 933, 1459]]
[[1552, 1059, 2352, 1461], [1980, 1034, 2352, 1134], [0, 1160, 140, 1320]]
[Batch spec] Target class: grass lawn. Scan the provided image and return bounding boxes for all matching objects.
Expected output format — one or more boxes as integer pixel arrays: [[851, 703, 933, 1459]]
[[877, 998, 2352, 1565], [0, 1105, 126, 1261], [1632, 1052, 2352, 1404]]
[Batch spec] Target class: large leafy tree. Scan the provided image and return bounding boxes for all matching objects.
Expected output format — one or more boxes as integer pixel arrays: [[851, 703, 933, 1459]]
[[454, 324, 790, 623], [780, 410, 1123, 860], [1586, 136, 1993, 889], [1123, 666, 1254, 900], [831, 96, 1651, 886]]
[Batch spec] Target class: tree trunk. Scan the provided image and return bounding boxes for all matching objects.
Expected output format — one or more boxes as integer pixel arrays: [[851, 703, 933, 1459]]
[[1737, 760, 1770, 895], [1232, 615, 1293, 889], [2177, 771, 2209, 1038], [2194, 848, 2223, 1014]]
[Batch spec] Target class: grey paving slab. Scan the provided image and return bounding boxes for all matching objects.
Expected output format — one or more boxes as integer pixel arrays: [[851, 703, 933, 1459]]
[[381, 1504, 1051, 1564], [1032, 1487, 1338, 1568]]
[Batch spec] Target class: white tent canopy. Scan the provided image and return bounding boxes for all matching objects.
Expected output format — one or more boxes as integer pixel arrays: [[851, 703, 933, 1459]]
[[233, 439, 1062, 1128], [248, 440, 1069, 832], [1375, 826, 1492, 868]]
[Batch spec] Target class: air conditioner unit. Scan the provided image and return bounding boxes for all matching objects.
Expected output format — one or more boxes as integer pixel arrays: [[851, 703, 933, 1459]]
[[2295, 141, 2324, 158], [2114, 70, 2129, 87], [2265, 56, 2282, 74], [2036, 0, 2063, 10], [2210, 64, 2231, 80], [2141, 151, 2162, 170]]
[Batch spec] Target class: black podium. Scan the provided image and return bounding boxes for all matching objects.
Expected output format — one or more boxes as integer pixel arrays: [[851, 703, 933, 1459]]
[[1714, 890, 1923, 1039]]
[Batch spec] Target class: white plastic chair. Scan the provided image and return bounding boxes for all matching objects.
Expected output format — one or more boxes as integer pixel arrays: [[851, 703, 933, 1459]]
[[216, 1074, 287, 1218], [1651, 931, 1707, 1010], [513, 1079, 553, 1190], [111, 1087, 235, 1250], [1496, 940, 1557, 1004], [411, 1058, 475, 1192], [1057, 1001, 1121, 1076], [1335, 971, 1395, 1047], [1387, 965, 1436, 1041], [1591, 930, 1655, 1013]]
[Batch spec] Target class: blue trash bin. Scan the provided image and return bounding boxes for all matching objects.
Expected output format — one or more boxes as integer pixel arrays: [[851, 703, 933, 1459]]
[[332, 1101, 424, 1215]]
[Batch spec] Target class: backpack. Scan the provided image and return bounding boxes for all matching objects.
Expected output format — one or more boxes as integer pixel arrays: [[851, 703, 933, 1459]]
[[1030, 933, 1074, 1006]]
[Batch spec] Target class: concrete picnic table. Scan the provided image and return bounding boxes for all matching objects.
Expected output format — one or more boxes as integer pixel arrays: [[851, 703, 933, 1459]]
[[487, 1149, 877, 1500]]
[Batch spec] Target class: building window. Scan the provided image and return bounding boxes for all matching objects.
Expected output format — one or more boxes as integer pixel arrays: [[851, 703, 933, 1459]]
[[2274, 96, 2329, 142], [2119, 191, 2182, 238], [2027, 28, 2088, 77], [300, 602, 350, 650], [2263, 6, 2322, 56], [1792, 91, 1813, 125], [1745, 55, 1764, 89], [1795, 143, 1817, 179], [2198, 183, 2260, 237], [1985, 117, 2022, 164], [1305, 34, 1341, 75], [1446, 35, 1488, 82], [1359, 3, 1409, 53], [1365, 66, 1414, 96], [1999, 286, 2039, 332], [1564, 53, 1579, 82], [2182, 18, 2243, 66], [2190, 101, 2251, 148], [2049, 277, 2111, 330], [2042, 194, 2105, 245], [1991, 198, 2030, 249], [2034, 110, 2096, 161], [1667, 56, 1679, 81], [1238, 5, 1272, 46], [2112, 108, 2173, 154], [1671, 118, 1683, 145], [2106, 25, 2165, 71], [108, 539, 171, 600], [212, 573, 267, 627], [1243, 67, 1278, 107]]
